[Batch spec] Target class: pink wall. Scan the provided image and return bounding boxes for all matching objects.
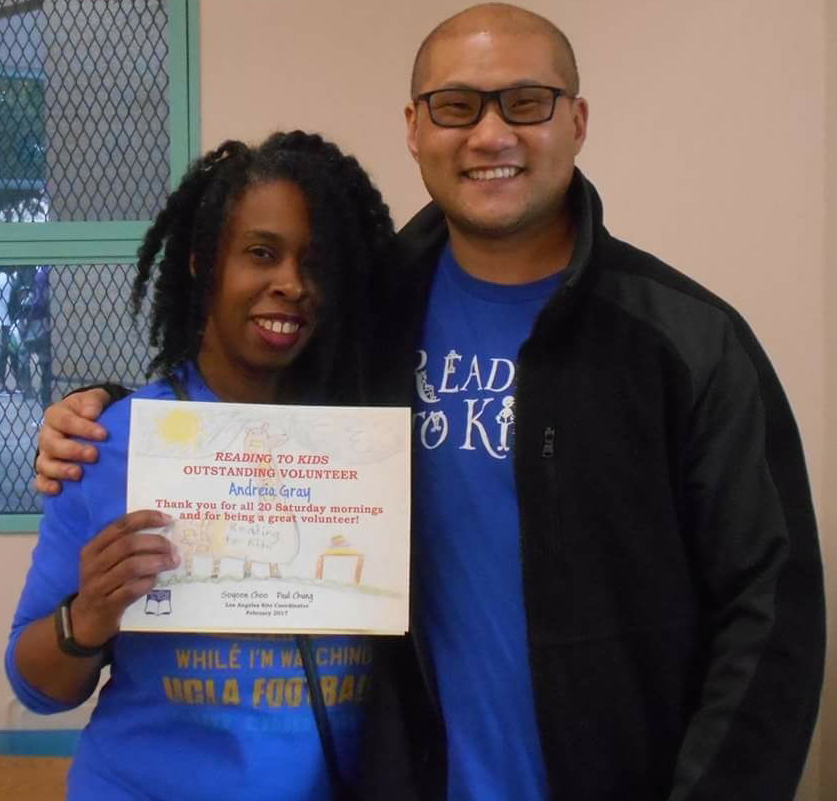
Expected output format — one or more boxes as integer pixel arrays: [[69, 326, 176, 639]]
[[820, 1, 837, 797], [200, 0, 827, 487]]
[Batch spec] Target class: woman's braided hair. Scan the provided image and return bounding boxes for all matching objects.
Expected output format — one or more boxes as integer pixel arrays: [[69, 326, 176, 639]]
[[131, 130, 395, 403]]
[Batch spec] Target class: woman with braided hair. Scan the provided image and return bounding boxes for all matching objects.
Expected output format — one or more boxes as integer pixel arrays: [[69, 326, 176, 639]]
[[6, 131, 394, 801]]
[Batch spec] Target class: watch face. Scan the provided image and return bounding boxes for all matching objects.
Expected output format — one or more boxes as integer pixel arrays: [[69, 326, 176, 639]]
[[58, 601, 73, 638]]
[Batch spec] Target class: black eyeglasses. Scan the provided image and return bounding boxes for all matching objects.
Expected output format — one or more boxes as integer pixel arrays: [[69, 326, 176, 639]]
[[414, 85, 574, 128]]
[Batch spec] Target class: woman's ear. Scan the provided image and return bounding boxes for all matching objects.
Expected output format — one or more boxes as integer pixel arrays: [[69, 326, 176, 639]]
[[189, 255, 197, 278]]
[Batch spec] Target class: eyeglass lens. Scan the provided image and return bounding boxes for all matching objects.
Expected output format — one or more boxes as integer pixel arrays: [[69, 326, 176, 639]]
[[427, 86, 558, 126]]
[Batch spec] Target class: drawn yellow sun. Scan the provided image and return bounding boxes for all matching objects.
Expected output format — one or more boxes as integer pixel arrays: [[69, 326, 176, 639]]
[[157, 409, 200, 445]]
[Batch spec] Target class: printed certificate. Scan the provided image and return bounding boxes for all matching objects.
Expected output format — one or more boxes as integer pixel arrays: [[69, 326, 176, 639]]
[[121, 399, 410, 635]]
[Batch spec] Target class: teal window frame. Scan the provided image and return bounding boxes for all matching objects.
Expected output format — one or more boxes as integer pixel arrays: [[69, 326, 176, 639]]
[[0, 0, 201, 533]]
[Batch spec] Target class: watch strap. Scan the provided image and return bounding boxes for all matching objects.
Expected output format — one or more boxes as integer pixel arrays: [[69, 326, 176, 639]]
[[54, 593, 107, 658]]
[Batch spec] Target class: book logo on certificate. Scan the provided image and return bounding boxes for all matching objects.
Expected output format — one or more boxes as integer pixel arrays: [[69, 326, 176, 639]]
[[122, 400, 411, 636], [144, 589, 172, 616]]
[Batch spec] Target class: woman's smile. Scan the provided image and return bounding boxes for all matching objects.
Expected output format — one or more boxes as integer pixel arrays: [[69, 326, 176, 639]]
[[252, 313, 306, 348]]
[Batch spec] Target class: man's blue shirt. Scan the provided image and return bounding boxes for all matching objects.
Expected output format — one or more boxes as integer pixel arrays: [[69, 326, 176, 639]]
[[413, 246, 561, 800]]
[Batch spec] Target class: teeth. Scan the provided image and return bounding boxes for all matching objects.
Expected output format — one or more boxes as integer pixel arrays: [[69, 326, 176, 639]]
[[256, 318, 300, 334], [467, 167, 521, 181]]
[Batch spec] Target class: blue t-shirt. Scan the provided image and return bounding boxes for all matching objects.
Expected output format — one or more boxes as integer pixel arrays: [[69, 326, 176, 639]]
[[414, 247, 562, 800], [5, 364, 369, 801]]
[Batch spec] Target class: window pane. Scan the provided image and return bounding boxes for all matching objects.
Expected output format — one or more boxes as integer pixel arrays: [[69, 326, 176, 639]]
[[1, 263, 155, 513], [0, 0, 170, 223]]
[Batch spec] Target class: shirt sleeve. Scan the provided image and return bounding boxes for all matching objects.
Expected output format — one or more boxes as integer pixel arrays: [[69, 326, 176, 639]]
[[4, 476, 96, 714]]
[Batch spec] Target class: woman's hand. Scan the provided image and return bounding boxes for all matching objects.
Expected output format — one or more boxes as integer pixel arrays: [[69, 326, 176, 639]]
[[34, 388, 112, 495], [13, 510, 179, 704], [71, 510, 180, 647]]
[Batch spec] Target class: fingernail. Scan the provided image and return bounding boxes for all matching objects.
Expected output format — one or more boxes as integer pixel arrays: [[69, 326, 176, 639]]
[[83, 447, 97, 460], [159, 513, 174, 524], [70, 467, 82, 480]]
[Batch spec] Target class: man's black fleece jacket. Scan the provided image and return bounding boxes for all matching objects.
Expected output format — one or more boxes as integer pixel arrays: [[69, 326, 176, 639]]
[[358, 169, 825, 801]]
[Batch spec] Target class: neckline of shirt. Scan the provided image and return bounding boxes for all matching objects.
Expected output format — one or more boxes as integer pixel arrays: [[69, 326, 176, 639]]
[[440, 246, 564, 304], [174, 361, 220, 402]]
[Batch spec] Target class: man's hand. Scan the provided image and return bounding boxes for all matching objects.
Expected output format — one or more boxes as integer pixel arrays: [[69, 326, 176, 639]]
[[35, 388, 112, 495], [71, 510, 180, 648]]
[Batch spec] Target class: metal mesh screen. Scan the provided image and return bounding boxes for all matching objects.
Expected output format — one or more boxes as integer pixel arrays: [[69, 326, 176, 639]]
[[0, 0, 171, 222], [1, 263, 155, 513]]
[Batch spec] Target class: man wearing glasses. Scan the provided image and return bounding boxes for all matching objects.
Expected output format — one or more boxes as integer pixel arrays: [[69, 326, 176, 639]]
[[368, 4, 824, 800], [34, 4, 825, 800]]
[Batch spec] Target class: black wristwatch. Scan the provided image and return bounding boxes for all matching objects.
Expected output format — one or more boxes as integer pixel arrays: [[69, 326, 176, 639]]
[[54, 593, 108, 658]]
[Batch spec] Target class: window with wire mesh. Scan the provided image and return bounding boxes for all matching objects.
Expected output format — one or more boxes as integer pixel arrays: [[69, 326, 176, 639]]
[[0, 0, 174, 514], [0, 0, 171, 221], [1, 263, 156, 513]]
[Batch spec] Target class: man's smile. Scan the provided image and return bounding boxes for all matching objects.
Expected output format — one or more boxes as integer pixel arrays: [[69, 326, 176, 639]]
[[463, 166, 523, 181]]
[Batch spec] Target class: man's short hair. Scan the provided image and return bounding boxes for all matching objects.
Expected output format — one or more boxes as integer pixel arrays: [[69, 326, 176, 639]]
[[410, 3, 580, 99]]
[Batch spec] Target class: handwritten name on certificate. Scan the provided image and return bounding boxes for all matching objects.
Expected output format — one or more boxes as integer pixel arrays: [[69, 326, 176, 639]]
[[121, 399, 410, 635]]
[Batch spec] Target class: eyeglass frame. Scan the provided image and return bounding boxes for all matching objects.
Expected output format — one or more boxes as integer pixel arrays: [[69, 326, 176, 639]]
[[413, 85, 576, 128]]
